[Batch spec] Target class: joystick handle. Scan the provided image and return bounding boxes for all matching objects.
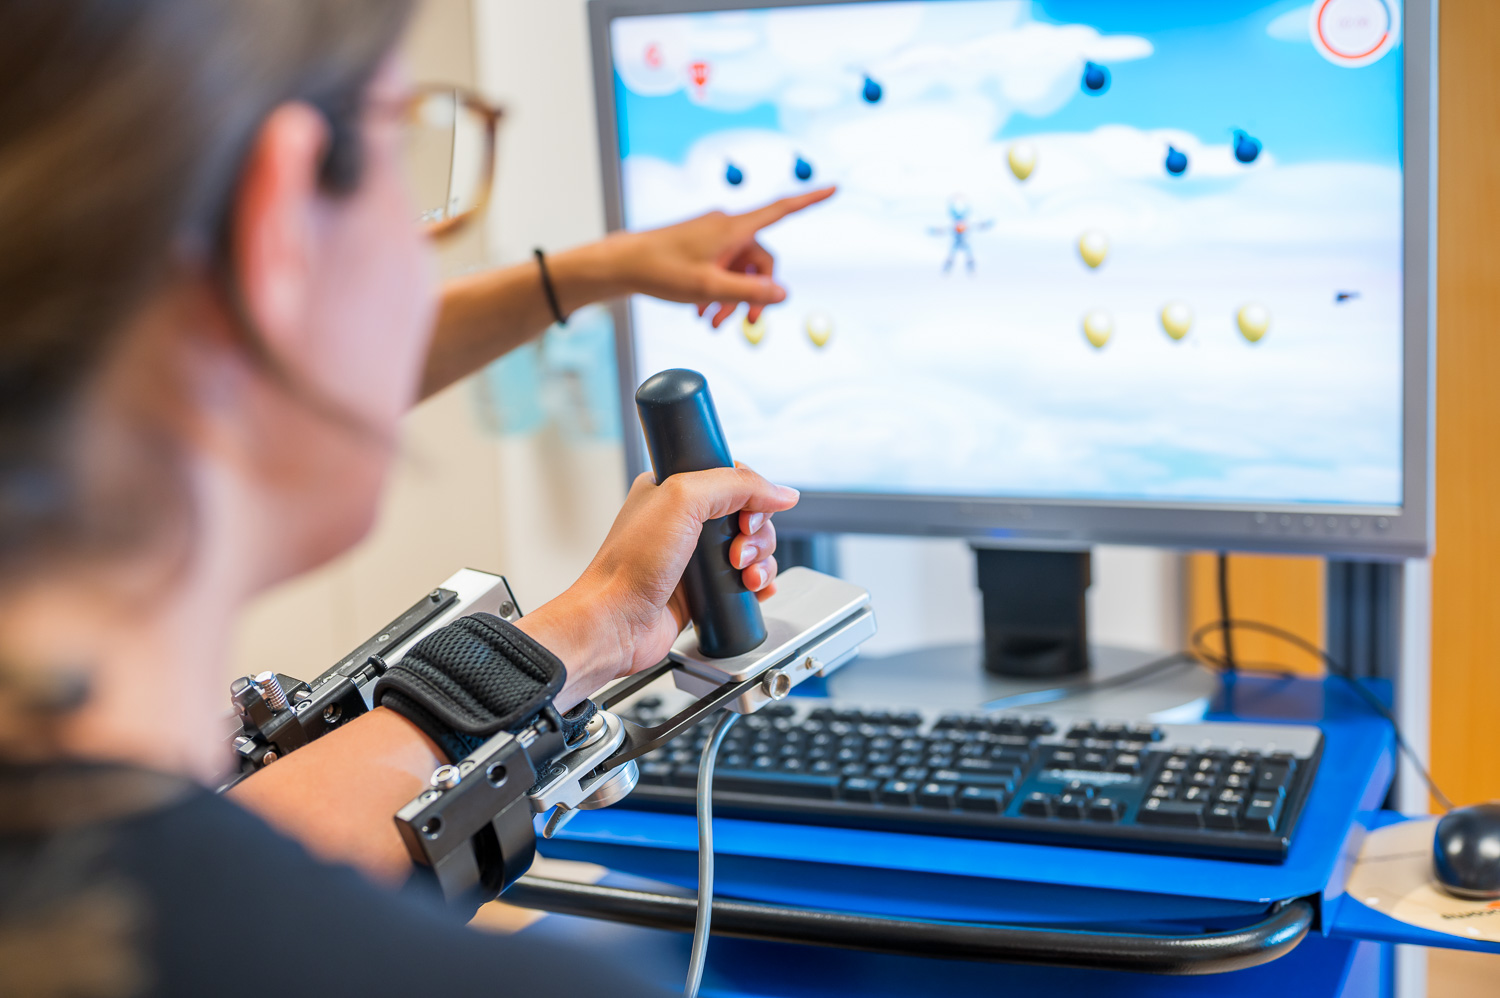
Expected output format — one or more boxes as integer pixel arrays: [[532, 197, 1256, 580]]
[[635, 369, 767, 658]]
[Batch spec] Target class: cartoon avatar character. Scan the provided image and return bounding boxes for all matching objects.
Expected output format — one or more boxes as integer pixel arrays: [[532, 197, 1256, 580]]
[[929, 195, 993, 274]]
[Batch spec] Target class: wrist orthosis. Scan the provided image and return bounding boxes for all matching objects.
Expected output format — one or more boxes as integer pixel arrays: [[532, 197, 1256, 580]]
[[373, 612, 570, 764]]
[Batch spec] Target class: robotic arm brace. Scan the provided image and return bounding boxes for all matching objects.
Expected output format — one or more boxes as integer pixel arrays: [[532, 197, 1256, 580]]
[[223, 369, 875, 910]]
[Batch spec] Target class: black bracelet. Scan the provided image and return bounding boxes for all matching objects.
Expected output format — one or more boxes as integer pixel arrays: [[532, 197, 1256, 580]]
[[534, 248, 567, 326]]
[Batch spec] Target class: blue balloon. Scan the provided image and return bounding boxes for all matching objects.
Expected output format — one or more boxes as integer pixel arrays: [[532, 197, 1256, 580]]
[[1164, 146, 1188, 177], [1233, 129, 1263, 164], [1081, 61, 1110, 95], [725, 162, 744, 186], [793, 156, 813, 181], [861, 75, 883, 103]]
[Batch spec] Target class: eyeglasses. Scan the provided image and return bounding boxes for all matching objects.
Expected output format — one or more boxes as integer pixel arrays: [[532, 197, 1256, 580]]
[[395, 85, 505, 241]]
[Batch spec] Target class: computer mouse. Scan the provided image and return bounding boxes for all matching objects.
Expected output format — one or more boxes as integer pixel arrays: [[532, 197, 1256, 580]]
[[1431, 802, 1500, 899]]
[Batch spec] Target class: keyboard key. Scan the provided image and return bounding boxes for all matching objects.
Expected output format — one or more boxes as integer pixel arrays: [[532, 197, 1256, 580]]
[[1087, 797, 1124, 822], [1182, 785, 1210, 803], [1138, 798, 1205, 827], [900, 766, 929, 782], [1048, 750, 1078, 767], [810, 760, 837, 775], [1164, 756, 1190, 771], [1255, 764, 1294, 794], [958, 786, 1008, 813], [1148, 784, 1177, 800], [918, 782, 959, 809], [934, 768, 1012, 791], [1206, 803, 1239, 830], [1080, 751, 1110, 770], [1111, 753, 1141, 774], [1229, 756, 1257, 776], [1189, 771, 1217, 787], [1020, 791, 1054, 817], [639, 762, 674, 785], [1128, 724, 1162, 742], [840, 762, 866, 777], [1055, 792, 1090, 819], [1217, 789, 1245, 807], [782, 757, 805, 772], [841, 777, 880, 803], [1156, 769, 1181, 785], [869, 764, 898, 780], [715, 769, 841, 799], [880, 780, 918, 806], [1243, 793, 1284, 833], [1222, 773, 1250, 790]]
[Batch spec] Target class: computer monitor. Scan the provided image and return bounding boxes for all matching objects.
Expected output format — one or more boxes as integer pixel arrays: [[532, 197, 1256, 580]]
[[588, 0, 1433, 561]]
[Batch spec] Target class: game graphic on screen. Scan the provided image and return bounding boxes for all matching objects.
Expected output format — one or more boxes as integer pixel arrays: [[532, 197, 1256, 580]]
[[610, 0, 1405, 507]]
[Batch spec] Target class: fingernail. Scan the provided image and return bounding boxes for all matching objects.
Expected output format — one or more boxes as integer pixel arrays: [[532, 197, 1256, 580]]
[[746, 512, 765, 534], [777, 485, 800, 502], [738, 544, 758, 570]]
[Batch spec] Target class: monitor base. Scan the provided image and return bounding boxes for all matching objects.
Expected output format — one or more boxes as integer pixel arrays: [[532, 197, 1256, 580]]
[[826, 641, 1218, 721]]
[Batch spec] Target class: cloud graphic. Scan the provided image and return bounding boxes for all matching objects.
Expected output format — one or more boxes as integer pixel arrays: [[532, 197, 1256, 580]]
[[1266, 5, 1312, 42]]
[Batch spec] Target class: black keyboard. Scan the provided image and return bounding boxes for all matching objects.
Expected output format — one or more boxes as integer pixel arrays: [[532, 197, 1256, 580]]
[[621, 700, 1323, 862]]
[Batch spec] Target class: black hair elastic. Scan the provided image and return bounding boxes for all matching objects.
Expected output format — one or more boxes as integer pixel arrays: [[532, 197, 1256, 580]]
[[534, 248, 567, 326]]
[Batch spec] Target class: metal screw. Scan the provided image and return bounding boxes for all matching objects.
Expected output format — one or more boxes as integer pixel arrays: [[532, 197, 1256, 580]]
[[760, 668, 791, 701], [322, 703, 342, 725], [430, 764, 462, 790], [262, 750, 279, 765], [253, 671, 289, 713], [498, 601, 516, 618]]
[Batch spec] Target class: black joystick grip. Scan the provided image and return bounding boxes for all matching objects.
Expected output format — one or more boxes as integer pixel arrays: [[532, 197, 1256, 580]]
[[635, 369, 767, 659]]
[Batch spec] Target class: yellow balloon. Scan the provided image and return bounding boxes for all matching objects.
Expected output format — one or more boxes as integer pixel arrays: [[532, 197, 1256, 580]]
[[1237, 303, 1270, 343], [742, 315, 767, 345], [1078, 230, 1109, 269], [1082, 310, 1113, 349], [1008, 141, 1037, 182], [1160, 301, 1193, 341], [805, 311, 833, 348]]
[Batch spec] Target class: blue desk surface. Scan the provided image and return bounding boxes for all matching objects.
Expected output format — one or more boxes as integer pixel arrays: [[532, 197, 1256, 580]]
[[541, 675, 1395, 927]]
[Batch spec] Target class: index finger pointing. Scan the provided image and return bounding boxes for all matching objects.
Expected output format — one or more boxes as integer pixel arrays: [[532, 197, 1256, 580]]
[[736, 185, 836, 233]]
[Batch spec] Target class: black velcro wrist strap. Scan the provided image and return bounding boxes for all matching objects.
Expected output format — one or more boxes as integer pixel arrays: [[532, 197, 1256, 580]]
[[373, 613, 566, 763]]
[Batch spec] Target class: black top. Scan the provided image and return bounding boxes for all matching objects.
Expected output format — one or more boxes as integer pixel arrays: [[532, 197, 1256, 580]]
[[0, 763, 667, 998]]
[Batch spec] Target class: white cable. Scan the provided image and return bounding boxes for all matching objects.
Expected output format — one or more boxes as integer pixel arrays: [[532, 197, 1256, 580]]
[[685, 710, 738, 998]]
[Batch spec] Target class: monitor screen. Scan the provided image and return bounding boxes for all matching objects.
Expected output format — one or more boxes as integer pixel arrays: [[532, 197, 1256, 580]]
[[603, 0, 1408, 512]]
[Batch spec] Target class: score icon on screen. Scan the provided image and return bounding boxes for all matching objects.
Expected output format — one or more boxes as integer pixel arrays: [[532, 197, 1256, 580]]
[[1311, 0, 1401, 68]]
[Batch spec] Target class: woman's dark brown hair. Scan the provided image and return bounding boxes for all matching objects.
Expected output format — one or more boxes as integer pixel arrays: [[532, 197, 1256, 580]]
[[0, 0, 414, 591]]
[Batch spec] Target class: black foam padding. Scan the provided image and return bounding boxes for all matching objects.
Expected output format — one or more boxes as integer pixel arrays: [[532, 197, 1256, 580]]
[[374, 613, 566, 762]]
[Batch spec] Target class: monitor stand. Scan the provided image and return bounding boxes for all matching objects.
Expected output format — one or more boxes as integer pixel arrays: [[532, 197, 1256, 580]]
[[975, 546, 1091, 679]]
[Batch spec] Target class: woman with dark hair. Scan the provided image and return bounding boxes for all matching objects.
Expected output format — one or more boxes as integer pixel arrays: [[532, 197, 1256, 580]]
[[0, 3, 831, 995]]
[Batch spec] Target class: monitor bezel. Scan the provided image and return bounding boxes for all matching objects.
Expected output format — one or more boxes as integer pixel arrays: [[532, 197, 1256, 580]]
[[588, 0, 1435, 560]]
